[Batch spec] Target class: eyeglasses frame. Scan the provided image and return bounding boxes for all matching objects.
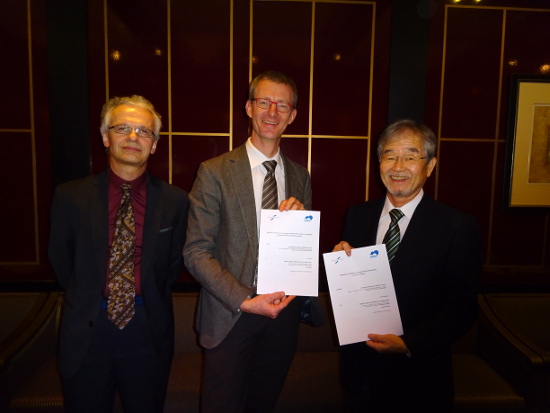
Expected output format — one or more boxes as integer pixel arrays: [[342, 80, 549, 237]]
[[251, 98, 294, 113], [108, 124, 156, 139]]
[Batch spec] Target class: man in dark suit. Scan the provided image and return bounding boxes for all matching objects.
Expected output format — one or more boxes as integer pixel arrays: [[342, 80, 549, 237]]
[[183, 70, 312, 412], [333, 119, 482, 412], [48, 95, 189, 413]]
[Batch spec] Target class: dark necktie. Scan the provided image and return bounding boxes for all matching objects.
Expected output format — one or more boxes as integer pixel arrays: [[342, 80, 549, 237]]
[[383, 208, 404, 263], [107, 183, 136, 329], [261, 160, 278, 209]]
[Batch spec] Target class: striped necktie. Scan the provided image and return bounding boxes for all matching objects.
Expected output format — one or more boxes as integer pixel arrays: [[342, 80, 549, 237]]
[[383, 208, 404, 263], [261, 160, 278, 209]]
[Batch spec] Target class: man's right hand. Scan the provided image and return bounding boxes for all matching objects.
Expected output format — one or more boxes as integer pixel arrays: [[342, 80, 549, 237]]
[[333, 241, 354, 256], [239, 292, 296, 319]]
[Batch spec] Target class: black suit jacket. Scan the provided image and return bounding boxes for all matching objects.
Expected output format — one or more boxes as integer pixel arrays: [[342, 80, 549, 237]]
[[340, 195, 482, 409], [48, 169, 189, 378]]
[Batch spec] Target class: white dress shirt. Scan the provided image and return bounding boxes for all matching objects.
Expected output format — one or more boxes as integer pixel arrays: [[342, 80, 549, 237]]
[[376, 189, 424, 245], [245, 138, 286, 231]]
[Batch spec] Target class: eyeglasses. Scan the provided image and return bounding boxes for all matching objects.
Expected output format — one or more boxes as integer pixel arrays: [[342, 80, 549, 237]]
[[108, 124, 155, 139], [381, 153, 427, 165], [251, 98, 293, 113]]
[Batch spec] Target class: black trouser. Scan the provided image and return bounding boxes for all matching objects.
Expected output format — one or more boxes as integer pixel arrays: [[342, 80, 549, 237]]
[[62, 305, 170, 413], [201, 298, 302, 413], [341, 342, 454, 413]]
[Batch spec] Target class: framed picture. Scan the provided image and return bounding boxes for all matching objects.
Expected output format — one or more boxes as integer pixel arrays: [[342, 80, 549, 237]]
[[504, 74, 550, 209]]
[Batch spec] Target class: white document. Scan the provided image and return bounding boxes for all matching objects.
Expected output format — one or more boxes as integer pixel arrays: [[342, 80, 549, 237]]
[[256, 210, 320, 296], [323, 245, 403, 345]]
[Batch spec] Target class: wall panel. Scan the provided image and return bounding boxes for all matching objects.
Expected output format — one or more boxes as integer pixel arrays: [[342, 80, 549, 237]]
[[1, 0, 548, 286], [0, 0, 51, 280], [252, 1, 312, 136], [171, 0, 231, 133], [313, 2, 373, 137], [429, 2, 550, 277], [501, 9, 550, 140], [0, 0, 35, 264], [231, 0, 252, 148], [442, 7, 503, 140], [437, 140, 493, 240], [105, 0, 169, 115], [312, 138, 369, 257], [0, 132, 36, 262], [0, 0, 30, 129], [172, 135, 231, 193], [504, 10, 550, 76]]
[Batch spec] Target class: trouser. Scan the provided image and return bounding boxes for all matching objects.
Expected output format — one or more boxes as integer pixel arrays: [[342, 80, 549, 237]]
[[201, 297, 302, 413], [62, 305, 171, 413]]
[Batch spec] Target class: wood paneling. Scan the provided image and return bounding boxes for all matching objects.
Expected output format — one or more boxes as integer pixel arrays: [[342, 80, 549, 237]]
[[1, 0, 549, 286]]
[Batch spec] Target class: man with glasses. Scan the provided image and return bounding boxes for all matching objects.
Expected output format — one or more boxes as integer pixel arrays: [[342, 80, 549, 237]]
[[184, 70, 316, 412], [49, 95, 189, 412], [333, 119, 482, 412]]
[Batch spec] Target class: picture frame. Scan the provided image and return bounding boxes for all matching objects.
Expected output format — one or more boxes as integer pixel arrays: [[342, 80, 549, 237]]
[[504, 74, 550, 209]]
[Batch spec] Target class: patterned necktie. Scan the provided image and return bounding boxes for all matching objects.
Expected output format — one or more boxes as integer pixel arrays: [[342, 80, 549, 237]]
[[107, 183, 136, 329], [261, 160, 278, 209], [383, 208, 404, 263]]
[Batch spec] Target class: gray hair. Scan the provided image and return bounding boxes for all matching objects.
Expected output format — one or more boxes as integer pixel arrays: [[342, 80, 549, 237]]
[[377, 119, 437, 162], [99, 95, 162, 140], [248, 70, 298, 109]]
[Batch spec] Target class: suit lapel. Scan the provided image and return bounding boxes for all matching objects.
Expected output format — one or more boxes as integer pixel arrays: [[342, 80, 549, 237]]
[[141, 173, 161, 282], [282, 154, 294, 199], [229, 145, 259, 258], [399, 195, 432, 250], [368, 200, 384, 246], [392, 195, 435, 274]]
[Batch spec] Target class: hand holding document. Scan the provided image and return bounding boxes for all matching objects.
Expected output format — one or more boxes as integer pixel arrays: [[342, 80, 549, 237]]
[[257, 210, 320, 296], [323, 245, 403, 345]]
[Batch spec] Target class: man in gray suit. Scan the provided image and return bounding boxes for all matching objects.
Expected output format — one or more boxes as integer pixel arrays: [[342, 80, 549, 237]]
[[184, 70, 311, 412]]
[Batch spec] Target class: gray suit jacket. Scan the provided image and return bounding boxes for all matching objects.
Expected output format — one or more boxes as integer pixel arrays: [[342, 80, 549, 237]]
[[183, 144, 312, 349]]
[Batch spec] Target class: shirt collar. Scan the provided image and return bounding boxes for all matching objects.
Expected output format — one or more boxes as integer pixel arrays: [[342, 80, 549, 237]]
[[245, 137, 282, 169], [109, 169, 147, 192], [382, 189, 424, 220]]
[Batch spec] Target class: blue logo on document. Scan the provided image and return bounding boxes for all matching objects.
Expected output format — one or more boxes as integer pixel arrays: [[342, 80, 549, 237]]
[[370, 250, 379, 258], [304, 215, 313, 222], [268, 214, 279, 221], [332, 256, 343, 264]]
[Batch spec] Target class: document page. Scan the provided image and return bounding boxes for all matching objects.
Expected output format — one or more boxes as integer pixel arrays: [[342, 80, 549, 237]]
[[257, 210, 320, 296], [323, 245, 403, 345]]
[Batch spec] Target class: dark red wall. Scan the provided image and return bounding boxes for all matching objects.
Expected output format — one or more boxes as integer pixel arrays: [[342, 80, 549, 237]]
[[1, 0, 549, 289]]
